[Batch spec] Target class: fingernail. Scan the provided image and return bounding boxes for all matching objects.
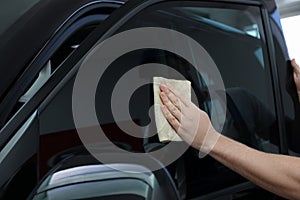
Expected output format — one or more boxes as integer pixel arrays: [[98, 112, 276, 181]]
[[160, 92, 166, 98], [160, 84, 167, 90]]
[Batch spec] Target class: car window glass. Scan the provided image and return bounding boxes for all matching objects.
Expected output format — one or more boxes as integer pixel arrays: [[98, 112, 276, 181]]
[[111, 2, 278, 153], [101, 2, 279, 196]]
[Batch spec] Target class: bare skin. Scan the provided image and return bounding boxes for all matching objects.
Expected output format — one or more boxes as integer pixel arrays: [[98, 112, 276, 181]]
[[292, 59, 300, 102], [160, 60, 300, 200]]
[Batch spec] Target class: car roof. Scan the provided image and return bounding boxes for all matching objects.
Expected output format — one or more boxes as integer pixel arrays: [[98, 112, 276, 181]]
[[0, 0, 277, 104]]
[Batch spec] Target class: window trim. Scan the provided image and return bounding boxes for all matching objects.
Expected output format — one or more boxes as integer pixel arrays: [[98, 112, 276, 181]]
[[261, 5, 289, 154]]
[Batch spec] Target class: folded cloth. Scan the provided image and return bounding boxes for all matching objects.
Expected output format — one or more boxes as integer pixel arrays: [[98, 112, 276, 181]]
[[153, 77, 191, 142]]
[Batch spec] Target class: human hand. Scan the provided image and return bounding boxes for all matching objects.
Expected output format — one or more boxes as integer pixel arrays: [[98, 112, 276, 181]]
[[291, 59, 300, 102], [159, 84, 220, 155]]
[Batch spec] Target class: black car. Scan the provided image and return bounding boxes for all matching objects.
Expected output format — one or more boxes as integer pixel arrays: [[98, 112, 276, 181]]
[[0, 0, 298, 199]]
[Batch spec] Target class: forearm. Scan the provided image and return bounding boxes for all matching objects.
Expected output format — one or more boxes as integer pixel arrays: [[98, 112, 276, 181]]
[[209, 134, 300, 200]]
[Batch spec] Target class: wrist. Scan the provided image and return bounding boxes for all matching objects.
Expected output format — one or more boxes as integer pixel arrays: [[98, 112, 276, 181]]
[[198, 126, 221, 158]]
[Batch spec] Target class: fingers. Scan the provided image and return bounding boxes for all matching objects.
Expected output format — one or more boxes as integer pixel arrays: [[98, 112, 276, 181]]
[[161, 105, 181, 132], [160, 84, 182, 109], [160, 84, 189, 106], [294, 72, 298, 81], [160, 92, 182, 121], [291, 59, 300, 75]]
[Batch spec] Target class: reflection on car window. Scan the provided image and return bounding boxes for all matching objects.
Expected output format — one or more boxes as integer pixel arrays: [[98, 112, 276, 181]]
[[171, 7, 261, 39]]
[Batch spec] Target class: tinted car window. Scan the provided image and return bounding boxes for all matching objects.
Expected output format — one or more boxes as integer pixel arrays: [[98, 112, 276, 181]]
[[39, 1, 280, 198], [111, 2, 279, 152], [108, 2, 279, 196]]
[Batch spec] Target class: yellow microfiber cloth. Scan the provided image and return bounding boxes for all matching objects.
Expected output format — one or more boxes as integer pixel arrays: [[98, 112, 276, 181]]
[[153, 77, 191, 142]]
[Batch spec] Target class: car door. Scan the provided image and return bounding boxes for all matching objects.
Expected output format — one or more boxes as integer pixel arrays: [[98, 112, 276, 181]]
[[0, 0, 290, 199], [70, 0, 287, 199], [39, 0, 288, 199]]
